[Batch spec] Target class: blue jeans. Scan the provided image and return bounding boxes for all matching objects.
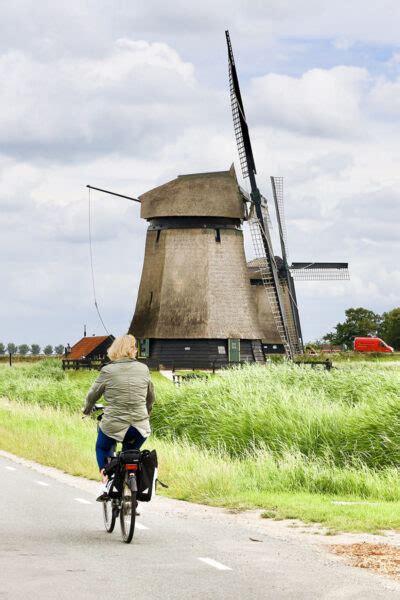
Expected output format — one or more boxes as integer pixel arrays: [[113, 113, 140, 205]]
[[96, 426, 147, 471]]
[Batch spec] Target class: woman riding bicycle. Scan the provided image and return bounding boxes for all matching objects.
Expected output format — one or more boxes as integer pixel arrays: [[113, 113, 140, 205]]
[[82, 334, 155, 501]]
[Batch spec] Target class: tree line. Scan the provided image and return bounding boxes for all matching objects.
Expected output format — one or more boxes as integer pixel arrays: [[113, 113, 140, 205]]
[[0, 343, 66, 356], [322, 307, 400, 349]]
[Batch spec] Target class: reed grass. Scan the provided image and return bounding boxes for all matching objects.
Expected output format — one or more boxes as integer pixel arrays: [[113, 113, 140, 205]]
[[1, 359, 399, 532], [1, 360, 399, 470], [1, 398, 400, 532], [152, 363, 400, 469]]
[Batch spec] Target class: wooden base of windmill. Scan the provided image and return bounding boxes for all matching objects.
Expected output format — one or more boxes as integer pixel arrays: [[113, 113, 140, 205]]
[[135, 338, 284, 370]]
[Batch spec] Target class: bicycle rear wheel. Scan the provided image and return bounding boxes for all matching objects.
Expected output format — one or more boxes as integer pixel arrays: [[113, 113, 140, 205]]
[[120, 476, 136, 543], [103, 499, 116, 533]]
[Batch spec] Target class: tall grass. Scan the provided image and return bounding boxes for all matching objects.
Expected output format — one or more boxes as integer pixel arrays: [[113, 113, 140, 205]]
[[1, 360, 400, 531], [1, 360, 399, 471], [152, 364, 400, 469], [2, 398, 400, 532], [0, 360, 93, 411]]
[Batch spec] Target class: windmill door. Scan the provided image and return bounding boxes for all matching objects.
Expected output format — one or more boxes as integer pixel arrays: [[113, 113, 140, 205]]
[[228, 339, 240, 363]]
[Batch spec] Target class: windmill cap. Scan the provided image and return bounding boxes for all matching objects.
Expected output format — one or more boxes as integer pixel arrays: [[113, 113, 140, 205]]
[[139, 165, 245, 220]]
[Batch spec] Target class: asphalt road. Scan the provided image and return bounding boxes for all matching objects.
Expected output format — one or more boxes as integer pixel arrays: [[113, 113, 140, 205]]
[[1, 453, 399, 600]]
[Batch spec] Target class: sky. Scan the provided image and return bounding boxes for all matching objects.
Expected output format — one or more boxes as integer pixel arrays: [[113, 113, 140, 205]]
[[1, 0, 399, 347]]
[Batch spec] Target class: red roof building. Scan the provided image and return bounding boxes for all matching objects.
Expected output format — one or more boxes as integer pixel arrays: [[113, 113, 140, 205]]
[[62, 335, 114, 369]]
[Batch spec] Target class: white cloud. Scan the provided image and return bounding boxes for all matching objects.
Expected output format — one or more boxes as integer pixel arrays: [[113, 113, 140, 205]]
[[0, 40, 197, 161], [1, 2, 400, 346], [368, 78, 400, 118], [248, 66, 369, 138]]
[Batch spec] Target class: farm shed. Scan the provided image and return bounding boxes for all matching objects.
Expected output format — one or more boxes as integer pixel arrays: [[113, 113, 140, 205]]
[[62, 335, 114, 370]]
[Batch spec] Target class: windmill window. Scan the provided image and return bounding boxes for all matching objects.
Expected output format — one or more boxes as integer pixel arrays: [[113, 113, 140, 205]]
[[138, 339, 150, 359], [156, 230, 161, 243], [149, 291, 153, 306], [215, 228, 221, 243]]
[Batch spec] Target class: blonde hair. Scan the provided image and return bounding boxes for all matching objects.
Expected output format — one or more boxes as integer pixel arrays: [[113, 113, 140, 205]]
[[107, 334, 137, 361]]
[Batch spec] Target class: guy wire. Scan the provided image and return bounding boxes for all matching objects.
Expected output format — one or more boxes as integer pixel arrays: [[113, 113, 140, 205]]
[[88, 187, 110, 335]]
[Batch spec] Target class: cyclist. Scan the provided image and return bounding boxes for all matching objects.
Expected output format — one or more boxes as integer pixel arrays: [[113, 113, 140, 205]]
[[82, 334, 155, 501]]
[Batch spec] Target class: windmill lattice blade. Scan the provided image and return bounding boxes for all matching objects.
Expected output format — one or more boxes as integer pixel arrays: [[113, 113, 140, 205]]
[[271, 176, 289, 263], [226, 30, 256, 180], [280, 278, 303, 354], [290, 268, 350, 281], [290, 262, 349, 281], [229, 65, 249, 178], [248, 216, 293, 358]]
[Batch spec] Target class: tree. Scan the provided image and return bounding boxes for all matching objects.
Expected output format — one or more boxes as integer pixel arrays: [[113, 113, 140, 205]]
[[30, 344, 41, 355], [18, 344, 30, 356], [54, 344, 64, 355], [323, 307, 382, 348], [43, 345, 53, 356], [7, 343, 17, 355], [0, 343, 5, 355], [379, 308, 400, 350]]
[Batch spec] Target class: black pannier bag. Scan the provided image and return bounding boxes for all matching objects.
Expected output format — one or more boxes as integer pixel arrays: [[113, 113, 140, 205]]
[[137, 449, 158, 502], [119, 450, 141, 465], [104, 451, 141, 496]]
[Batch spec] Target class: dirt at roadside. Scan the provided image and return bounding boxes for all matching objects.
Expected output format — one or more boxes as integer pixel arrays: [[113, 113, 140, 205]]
[[332, 543, 400, 581]]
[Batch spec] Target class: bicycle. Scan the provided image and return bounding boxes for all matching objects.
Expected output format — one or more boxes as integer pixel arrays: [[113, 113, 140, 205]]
[[92, 404, 140, 543]]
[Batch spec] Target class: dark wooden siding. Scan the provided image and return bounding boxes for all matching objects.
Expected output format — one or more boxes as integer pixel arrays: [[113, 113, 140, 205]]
[[139, 339, 265, 369], [262, 343, 285, 355]]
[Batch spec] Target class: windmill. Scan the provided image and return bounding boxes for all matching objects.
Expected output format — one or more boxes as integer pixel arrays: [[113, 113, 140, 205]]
[[225, 31, 349, 358], [85, 31, 348, 368]]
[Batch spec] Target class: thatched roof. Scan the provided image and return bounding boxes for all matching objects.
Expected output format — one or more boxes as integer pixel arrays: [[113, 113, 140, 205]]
[[140, 165, 244, 220]]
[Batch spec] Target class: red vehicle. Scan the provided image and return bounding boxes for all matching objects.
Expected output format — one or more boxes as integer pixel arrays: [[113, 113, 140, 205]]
[[354, 337, 394, 353]]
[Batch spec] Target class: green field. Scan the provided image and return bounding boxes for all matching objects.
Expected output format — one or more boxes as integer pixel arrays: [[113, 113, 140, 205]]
[[1, 359, 399, 532]]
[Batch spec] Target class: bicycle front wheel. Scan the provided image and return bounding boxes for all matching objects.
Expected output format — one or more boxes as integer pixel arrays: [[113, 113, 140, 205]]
[[120, 477, 136, 543], [103, 499, 116, 533]]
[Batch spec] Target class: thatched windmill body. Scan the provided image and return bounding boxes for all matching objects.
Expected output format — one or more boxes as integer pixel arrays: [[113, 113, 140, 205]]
[[129, 167, 267, 368]]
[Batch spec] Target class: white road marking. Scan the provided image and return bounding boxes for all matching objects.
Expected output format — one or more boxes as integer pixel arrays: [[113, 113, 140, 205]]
[[331, 501, 380, 506], [35, 481, 50, 487], [5, 466, 16, 471], [75, 498, 92, 505], [198, 558, 232, 571], [135, 522, 149, 530]]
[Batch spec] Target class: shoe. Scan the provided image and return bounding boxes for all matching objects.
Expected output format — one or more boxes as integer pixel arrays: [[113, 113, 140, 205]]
[[96, 480, 112, 502], [96, 492, 108, 503]]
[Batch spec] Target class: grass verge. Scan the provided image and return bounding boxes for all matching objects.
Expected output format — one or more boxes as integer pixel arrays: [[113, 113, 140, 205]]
[[2, 398, 400, 533]]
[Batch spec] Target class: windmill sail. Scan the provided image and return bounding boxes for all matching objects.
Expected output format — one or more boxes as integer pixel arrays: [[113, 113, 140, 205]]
[[226, 31, 256, 179], [226, 30, 294, 358], [290, 263, 349, 281], [270, 175, 349, 352], [271, 176, 303, 353]]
